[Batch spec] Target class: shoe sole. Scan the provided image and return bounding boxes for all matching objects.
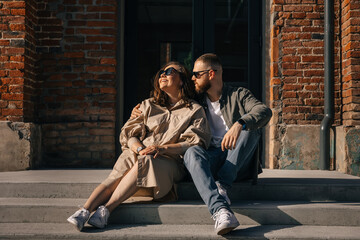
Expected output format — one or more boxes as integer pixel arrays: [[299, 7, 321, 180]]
[[217, 226, 236, 235], [67, 218, 83, 232], [88, 218, 106, 229], [216, 222, 240, 235]]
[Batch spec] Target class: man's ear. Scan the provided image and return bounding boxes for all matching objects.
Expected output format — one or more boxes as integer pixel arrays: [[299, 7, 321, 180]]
[[209, 69, 216, 80]]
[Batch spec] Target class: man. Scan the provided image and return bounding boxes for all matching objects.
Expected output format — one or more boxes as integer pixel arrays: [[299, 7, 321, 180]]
[[131, 53, 272, 235]]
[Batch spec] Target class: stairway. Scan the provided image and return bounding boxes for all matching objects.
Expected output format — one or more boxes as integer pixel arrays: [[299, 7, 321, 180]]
[[0, 169, 360, 239]]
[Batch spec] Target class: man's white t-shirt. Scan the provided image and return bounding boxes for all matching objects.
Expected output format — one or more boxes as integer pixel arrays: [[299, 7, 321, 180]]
[[206, 96, 229, 147]]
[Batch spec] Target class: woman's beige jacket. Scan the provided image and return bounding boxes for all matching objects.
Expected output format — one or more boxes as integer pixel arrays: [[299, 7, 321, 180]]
[[102, 98, 210, 200]]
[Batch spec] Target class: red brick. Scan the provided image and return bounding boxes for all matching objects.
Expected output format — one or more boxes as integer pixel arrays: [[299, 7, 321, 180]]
[[283, 56, 301, 62], [87, 21, 115, 27], [305, 99, 324, 106], [283, 70, 303, 77], [100, 58, 116, 65], [283, 5, 313, 12], [1, 93, 23, 100], [283, 92, 297, 98], [4, 1, 25, 8], [64, 52, 85, 58], [9, 56, 24, 62], [2, 109, 23, 116], [4, 47, 25, 55], [86, 36, 116, 42], [9, 23, 25, 31], [8, 85, 23, 92], [9, 70, 24, 77], [283, 84, 303, 91], [302, 56, 323, 62], [11, 9, 25, 16], [86, 66, 115, 72], [304, 70, 324, 77], [0, 40, 10, 46], [87, 6, 116, 12], [4, 62, 24, 69]]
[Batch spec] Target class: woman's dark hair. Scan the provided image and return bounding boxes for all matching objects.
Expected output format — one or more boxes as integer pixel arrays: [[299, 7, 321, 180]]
[[151, 61, 195, 107]]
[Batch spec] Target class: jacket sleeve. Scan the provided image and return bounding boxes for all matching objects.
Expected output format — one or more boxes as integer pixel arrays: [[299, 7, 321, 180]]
[[119, 102, 147, 148], [238, 89, 272, 130], [178, 106, 211, 152]]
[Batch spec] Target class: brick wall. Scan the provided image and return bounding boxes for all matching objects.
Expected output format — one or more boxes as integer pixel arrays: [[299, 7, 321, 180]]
[[2, 0, 118, 168], [0, 0, 26, 122], [270, 0, 341, 126], [341, 0, 360, 126], [268, 0, 341, 169], [36, 0, 117, 167]]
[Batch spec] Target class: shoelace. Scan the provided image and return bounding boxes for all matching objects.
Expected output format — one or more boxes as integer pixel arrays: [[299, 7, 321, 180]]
[[212, 209, 231, 228], [75, 208, 88, 218], [98, 206, 107, 217]]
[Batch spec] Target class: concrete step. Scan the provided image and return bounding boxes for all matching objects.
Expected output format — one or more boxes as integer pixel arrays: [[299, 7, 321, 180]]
[[1, 223, 360, 240], [1, 198, 360, 226], [1, 169, 360, 201]]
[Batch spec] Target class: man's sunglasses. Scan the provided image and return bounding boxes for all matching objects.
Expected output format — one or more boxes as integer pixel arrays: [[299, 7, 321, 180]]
[[192, 69, 217, 78], [159, 67, 178, 76]]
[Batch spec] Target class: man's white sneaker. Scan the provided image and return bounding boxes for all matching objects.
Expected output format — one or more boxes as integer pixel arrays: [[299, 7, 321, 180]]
[[212, 208, 239, 235], [67, 208, 90, 231], [216, 182, 231, 205], [88, 205, 110, 229]]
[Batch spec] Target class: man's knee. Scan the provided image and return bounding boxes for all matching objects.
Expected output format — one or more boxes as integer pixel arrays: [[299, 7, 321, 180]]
[[184, 145, 206, 168]]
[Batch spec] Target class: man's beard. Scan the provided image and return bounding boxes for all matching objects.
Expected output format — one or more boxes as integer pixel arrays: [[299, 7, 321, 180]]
[[195, 79, 211, 94]]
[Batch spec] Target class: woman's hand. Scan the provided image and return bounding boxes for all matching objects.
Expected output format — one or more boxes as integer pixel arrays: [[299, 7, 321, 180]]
[[139, 145, 165, 158], [130, 103, 142, 119]]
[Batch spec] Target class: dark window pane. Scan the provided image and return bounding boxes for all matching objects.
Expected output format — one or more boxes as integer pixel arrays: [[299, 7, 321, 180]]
[[214, 0, 248, 87]]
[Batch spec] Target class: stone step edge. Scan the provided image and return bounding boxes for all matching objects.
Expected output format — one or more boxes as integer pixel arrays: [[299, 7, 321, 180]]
[[1, 223, 360, 240], [2, 182, 360, 202], [1, 198, 360, 226]]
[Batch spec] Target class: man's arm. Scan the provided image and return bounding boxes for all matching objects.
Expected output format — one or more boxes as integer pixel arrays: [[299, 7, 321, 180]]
[[221, 121, 243, 151], [130, 103, 142, 119]]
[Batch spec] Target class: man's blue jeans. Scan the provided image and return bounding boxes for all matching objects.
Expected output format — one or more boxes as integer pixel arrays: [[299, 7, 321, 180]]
[[183, 129, 261, 215]]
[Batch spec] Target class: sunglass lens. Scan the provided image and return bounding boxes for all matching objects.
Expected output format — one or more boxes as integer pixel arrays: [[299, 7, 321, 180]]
[[165, 68, 173, 75]]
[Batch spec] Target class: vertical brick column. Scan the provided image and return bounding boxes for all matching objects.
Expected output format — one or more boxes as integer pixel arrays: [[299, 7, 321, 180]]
[[0, 0, 41, 171], [341, 0, 360, 126], [337, 0, 360, 176], [0, 0, 26, 121]]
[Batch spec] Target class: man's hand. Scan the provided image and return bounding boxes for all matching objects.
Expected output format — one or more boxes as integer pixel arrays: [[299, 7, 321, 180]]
[[139, 145, 165, 158], [221, 122, 242, 151], [130, 103, 142, 119]]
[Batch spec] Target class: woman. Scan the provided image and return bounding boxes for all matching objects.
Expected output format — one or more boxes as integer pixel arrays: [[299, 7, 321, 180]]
[[67, 62, 210, 231]]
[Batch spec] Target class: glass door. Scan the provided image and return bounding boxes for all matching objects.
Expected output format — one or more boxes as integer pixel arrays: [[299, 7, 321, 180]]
[[193, 0, 262, 98], [124, 0, 193, 120], [123, 0, 261, 120]]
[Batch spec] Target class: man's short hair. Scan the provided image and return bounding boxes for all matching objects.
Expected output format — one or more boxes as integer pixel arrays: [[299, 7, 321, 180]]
[[196, 53, 222, 69]]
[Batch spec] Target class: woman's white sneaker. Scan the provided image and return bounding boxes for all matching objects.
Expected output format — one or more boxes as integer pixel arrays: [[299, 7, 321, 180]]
[[67, 208, 90, 231], [88, 205, 110, 229]]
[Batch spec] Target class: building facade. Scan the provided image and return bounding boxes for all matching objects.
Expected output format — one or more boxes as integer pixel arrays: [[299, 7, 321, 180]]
[[0, 0, 359, 176]]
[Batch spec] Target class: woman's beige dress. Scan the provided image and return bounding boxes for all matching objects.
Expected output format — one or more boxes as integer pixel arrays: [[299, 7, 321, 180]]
[[102, 98, 210, 200]]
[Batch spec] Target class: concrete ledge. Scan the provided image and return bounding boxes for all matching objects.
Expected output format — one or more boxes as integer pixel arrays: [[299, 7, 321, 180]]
[[0, 122, 41, 171], [336, 126, 360, 177], [1, 169, 360, 201], [1, 198, 360, 226], [1, 223, 360, 240]]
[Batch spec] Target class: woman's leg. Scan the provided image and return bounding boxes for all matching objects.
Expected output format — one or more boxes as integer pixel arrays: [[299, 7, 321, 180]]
[[105, 161, 140, 213], [83, 179, 121, 212]]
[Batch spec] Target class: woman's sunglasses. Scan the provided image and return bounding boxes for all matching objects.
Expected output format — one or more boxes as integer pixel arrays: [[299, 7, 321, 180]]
[[159, 67, 178, 76]]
